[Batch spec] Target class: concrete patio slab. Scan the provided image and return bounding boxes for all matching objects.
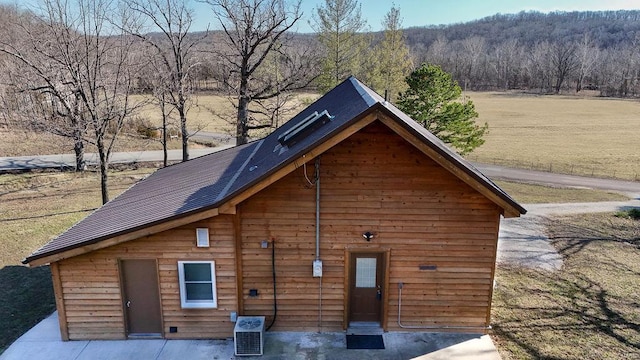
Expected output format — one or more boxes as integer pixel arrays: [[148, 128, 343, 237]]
[[159, 339, 234, 360], [0, 313, 502, 360], [413, 335, 501, 360], [75, 340, 166, 360]]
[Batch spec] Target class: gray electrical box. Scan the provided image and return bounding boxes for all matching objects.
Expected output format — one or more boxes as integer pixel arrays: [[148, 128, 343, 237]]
[[312, 259, 323, 277]]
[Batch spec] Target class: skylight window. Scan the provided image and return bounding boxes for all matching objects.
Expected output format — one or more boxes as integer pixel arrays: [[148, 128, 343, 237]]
[[277, 110, 333, 147]]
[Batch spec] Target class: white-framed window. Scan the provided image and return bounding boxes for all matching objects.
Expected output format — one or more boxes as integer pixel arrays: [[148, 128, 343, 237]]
[[177, 261, 217, 309]]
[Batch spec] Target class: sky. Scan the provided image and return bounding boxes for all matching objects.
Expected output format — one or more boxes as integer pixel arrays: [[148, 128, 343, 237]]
[[6, 0, 640, 33]]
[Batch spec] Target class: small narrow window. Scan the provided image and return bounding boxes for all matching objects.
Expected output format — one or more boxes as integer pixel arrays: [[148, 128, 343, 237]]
[[196, 228, 209, 247], [178, 261, 217, 309]]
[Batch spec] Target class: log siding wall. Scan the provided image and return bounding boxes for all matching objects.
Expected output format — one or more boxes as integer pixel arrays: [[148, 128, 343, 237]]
[[53, 119, 502, 339], [55, 215, 237, 340], [239, 121, 501, 332]]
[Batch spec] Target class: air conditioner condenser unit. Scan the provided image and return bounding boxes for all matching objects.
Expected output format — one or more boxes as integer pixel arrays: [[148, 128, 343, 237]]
[[234, 316, 265, 356]]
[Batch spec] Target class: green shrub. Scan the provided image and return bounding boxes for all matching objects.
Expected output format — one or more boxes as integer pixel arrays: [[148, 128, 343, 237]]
[[614, 208, 640, 220]]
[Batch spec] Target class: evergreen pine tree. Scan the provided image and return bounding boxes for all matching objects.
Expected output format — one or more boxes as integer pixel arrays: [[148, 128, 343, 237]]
[[397, 64, 488, 155]]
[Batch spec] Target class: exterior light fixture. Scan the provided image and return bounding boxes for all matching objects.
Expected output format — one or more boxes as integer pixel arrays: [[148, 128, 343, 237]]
[[362, 231, 374, 241]]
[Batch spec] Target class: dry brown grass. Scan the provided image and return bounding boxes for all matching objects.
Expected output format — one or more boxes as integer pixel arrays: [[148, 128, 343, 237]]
[[2, 91, 638, 181], [491, 213, 640, 359], [132, 92, 320, 134], [495, 180, 630, 204], [468, 91, 640, 181], [0, 167, 155, 268], [0, 167, 156, 354], [0, 129, 184, 157], [0, 92, 319, 157]]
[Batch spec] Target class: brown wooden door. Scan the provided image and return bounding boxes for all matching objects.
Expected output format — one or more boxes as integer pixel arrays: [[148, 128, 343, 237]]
[[349, 253, 384, 323], [120, 259, 162, 336]]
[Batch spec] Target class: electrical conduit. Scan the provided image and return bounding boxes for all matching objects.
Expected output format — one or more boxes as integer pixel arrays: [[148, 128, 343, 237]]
[[315, 157, 322, 330]]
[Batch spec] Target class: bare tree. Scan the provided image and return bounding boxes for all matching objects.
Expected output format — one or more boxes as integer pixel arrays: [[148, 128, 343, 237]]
[[574, 34, 600, 92], [1, 0, 142, 204], [203, 0, 319, 145], [147, 54, 178, 167], [127, 0, 206, 161], [525, 41, 554, 93], [0, 5, 88, 170], [550, 41, 578, 93], [425, 35, 449, 68], [461, 36, 486, 88], [490, 38, 521, 90]]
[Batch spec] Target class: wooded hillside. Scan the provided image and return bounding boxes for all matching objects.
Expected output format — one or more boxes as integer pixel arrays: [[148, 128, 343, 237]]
[[399, 10, 640, 95]]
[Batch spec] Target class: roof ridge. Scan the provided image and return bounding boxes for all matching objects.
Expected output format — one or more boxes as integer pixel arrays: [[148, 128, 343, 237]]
[[348, 76, 380, 107]]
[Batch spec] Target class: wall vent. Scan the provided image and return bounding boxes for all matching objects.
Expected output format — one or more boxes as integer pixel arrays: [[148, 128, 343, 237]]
[[234, 316, 265, 356], [277, 110, 333, 147]]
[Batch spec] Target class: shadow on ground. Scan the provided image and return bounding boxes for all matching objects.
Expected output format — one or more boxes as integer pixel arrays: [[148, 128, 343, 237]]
[[491, 213, 640, 359], [0, 265, 55, 354]]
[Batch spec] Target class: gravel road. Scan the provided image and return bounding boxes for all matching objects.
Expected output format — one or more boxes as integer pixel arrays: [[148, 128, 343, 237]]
[[497, 199, 640, 271]]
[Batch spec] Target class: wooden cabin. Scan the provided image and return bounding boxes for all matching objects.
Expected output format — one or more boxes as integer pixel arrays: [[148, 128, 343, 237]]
[[24, 77, 525, 341]]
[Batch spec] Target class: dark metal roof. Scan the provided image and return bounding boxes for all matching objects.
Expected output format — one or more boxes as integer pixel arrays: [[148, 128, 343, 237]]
[[24, 76, 525, 264]]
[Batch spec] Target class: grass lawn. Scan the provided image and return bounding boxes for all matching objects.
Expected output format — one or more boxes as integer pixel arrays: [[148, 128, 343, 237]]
[[131, 92, 319, 136], [468, 91, 640, 181], [494, 180, 631, 204], [491, 212, 640, 359], [3, 91, 639, 182], [0, 92, 319, 157]]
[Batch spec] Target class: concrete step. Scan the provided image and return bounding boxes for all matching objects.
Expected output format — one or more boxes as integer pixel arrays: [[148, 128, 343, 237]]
[[347, 322, 383, 335]]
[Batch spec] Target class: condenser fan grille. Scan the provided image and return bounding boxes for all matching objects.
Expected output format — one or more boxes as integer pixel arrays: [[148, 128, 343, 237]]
[[238, 318, 262, 330]]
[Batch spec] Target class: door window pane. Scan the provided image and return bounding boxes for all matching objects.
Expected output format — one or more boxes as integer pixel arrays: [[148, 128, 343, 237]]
[[356, 257, 376, 288]]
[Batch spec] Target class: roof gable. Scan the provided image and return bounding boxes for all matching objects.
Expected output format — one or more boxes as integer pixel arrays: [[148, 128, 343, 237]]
[[25, 77, 525, 266]]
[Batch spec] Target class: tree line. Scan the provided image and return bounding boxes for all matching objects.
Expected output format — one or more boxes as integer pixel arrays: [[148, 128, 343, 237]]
[[405, 10, 640, 96]]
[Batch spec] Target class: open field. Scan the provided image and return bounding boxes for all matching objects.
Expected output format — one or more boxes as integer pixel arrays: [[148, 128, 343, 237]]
[[0, 129, 185, 157], [468, 91, 640, 181], [494, 180, 630, 204], [0, 92, 319, 157], [2, 91, 639, 181], [0, 168, 155, 268], [132, 92, 320, 135], [491, 212, 640, 359]]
